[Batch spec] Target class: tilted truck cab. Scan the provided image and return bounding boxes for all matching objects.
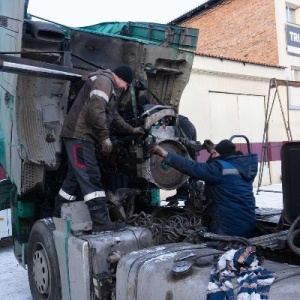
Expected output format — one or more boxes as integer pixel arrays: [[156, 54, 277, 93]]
[[1, 1, 300, 300]]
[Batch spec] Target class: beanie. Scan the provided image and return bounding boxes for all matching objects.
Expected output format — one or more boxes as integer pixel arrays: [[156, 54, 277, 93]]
[[113, 65, 134, 84], [215, 139, 236, 155]]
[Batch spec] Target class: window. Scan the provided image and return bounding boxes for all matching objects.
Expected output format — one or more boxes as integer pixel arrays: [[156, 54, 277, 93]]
[[286, 2, 300, 25], [289, 67, 300, 110], [286, 5, 296, 23], [291, 67, 300, 81]]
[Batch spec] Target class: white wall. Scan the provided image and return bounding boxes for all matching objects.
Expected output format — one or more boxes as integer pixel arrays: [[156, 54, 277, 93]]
[[275, 0, 300, 142], [275, 0, 300, 74], [179, 55, 285, 185]]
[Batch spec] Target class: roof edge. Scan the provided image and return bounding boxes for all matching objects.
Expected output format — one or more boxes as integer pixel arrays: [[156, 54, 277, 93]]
[[196, 52, 285, 69], [168, 0, 222, 25]]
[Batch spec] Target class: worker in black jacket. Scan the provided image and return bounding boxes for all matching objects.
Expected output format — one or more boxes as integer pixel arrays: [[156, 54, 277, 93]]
[[54, 65, 144, 232]]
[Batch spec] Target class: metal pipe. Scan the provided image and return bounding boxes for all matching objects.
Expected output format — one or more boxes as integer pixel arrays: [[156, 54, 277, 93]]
[[0, 60, 82, 80]]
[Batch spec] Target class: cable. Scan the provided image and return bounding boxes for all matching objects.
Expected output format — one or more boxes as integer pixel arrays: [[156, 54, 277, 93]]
[[287, 214, 300, 256]]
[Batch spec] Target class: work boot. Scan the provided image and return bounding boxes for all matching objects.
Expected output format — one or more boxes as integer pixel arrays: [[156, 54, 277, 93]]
[[166, 184, 189, 206], [85, 198, 126, 232], [165, 193, 188, 206], [165, 194, 179, 207]]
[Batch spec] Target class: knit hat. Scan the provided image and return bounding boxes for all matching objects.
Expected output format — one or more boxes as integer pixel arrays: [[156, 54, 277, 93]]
[[113, 65, 134, 85], [215, 139, 236, 155]]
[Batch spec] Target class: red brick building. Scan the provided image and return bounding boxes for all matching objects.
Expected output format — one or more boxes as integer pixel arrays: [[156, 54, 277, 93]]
[[167, 0, 300, 186], [170, 0, 299, 70]]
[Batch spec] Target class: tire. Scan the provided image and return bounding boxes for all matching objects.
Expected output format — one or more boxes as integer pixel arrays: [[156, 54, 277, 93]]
[[27, 218, 61, 300]]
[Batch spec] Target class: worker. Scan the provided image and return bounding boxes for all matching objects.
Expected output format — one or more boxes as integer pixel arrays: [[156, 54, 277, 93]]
[[54, 65, 145, 232], [148, 139, 258, 237], [165, 114, 198, 206]]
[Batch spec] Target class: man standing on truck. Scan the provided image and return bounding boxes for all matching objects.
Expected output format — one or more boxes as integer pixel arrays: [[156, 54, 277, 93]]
[[149, 139, 258, 237], [54, 65, 144, 232]]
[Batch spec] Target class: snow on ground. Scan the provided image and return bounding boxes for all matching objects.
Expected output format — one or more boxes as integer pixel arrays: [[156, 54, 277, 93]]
[[0, 184, 283, 299], [0, 238, 32, 300], [255, 183, 283, 209]]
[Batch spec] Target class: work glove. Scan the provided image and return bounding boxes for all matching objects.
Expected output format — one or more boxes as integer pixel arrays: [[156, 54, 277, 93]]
[[132, 127, 145, 137], [203, 139, 215, 153], [148, 143, 168, 158], [101, 138, 113, 155]]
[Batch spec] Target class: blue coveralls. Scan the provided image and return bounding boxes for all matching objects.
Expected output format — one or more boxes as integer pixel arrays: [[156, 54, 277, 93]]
[[164, 152, 258, 237]]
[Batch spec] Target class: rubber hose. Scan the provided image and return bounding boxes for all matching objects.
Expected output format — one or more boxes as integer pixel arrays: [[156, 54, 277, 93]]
[[200, 232, 251, 246], [287, 214, 300, 256]]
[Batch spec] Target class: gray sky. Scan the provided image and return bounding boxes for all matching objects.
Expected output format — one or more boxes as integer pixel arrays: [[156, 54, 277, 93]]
[[27, 0, 206, 27]]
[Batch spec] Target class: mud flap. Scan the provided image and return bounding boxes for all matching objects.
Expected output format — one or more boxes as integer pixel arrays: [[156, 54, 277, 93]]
[[0, 179, 14, 211], [281, 142, 300, 224]]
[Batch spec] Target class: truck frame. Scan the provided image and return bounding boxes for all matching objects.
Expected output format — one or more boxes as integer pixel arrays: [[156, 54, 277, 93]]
[[1, 1, 300, 300]]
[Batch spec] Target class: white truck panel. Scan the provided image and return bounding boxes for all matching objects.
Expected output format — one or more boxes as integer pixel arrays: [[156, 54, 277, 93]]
[[0, 209, 11, 239]]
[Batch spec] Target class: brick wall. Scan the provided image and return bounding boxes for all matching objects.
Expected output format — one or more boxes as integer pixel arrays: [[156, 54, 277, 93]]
[[179, 0, 279, 66]]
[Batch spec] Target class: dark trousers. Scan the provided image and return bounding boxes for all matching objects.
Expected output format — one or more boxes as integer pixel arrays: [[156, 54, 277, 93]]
[[60, 138, 105, 202]]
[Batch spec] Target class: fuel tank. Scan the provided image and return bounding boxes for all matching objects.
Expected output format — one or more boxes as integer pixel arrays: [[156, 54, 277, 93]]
[[116, 243, 300, 300], [54, 202, 158, 299], [116, 243, 221, 300]]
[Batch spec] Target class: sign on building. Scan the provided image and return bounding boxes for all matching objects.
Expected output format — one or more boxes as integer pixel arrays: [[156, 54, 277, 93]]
[[286, 24, 300, 56]]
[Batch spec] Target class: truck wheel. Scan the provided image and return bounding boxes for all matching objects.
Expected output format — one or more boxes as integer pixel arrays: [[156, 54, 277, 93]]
[[27, 219, 61, 300]]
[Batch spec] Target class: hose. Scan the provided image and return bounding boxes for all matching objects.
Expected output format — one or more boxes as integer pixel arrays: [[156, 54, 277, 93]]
[[198, 231, 251, 246], [287, 214, 300, 256]]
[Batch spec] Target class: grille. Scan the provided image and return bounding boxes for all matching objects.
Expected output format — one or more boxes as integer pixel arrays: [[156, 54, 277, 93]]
[[21, 162, 44, 194]]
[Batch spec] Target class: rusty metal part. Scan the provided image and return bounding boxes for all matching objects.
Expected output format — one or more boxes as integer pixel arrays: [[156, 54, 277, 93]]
[[142, 107, 176, 130], [140, 140, 190, 190], [107, 251, 125, 264]]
